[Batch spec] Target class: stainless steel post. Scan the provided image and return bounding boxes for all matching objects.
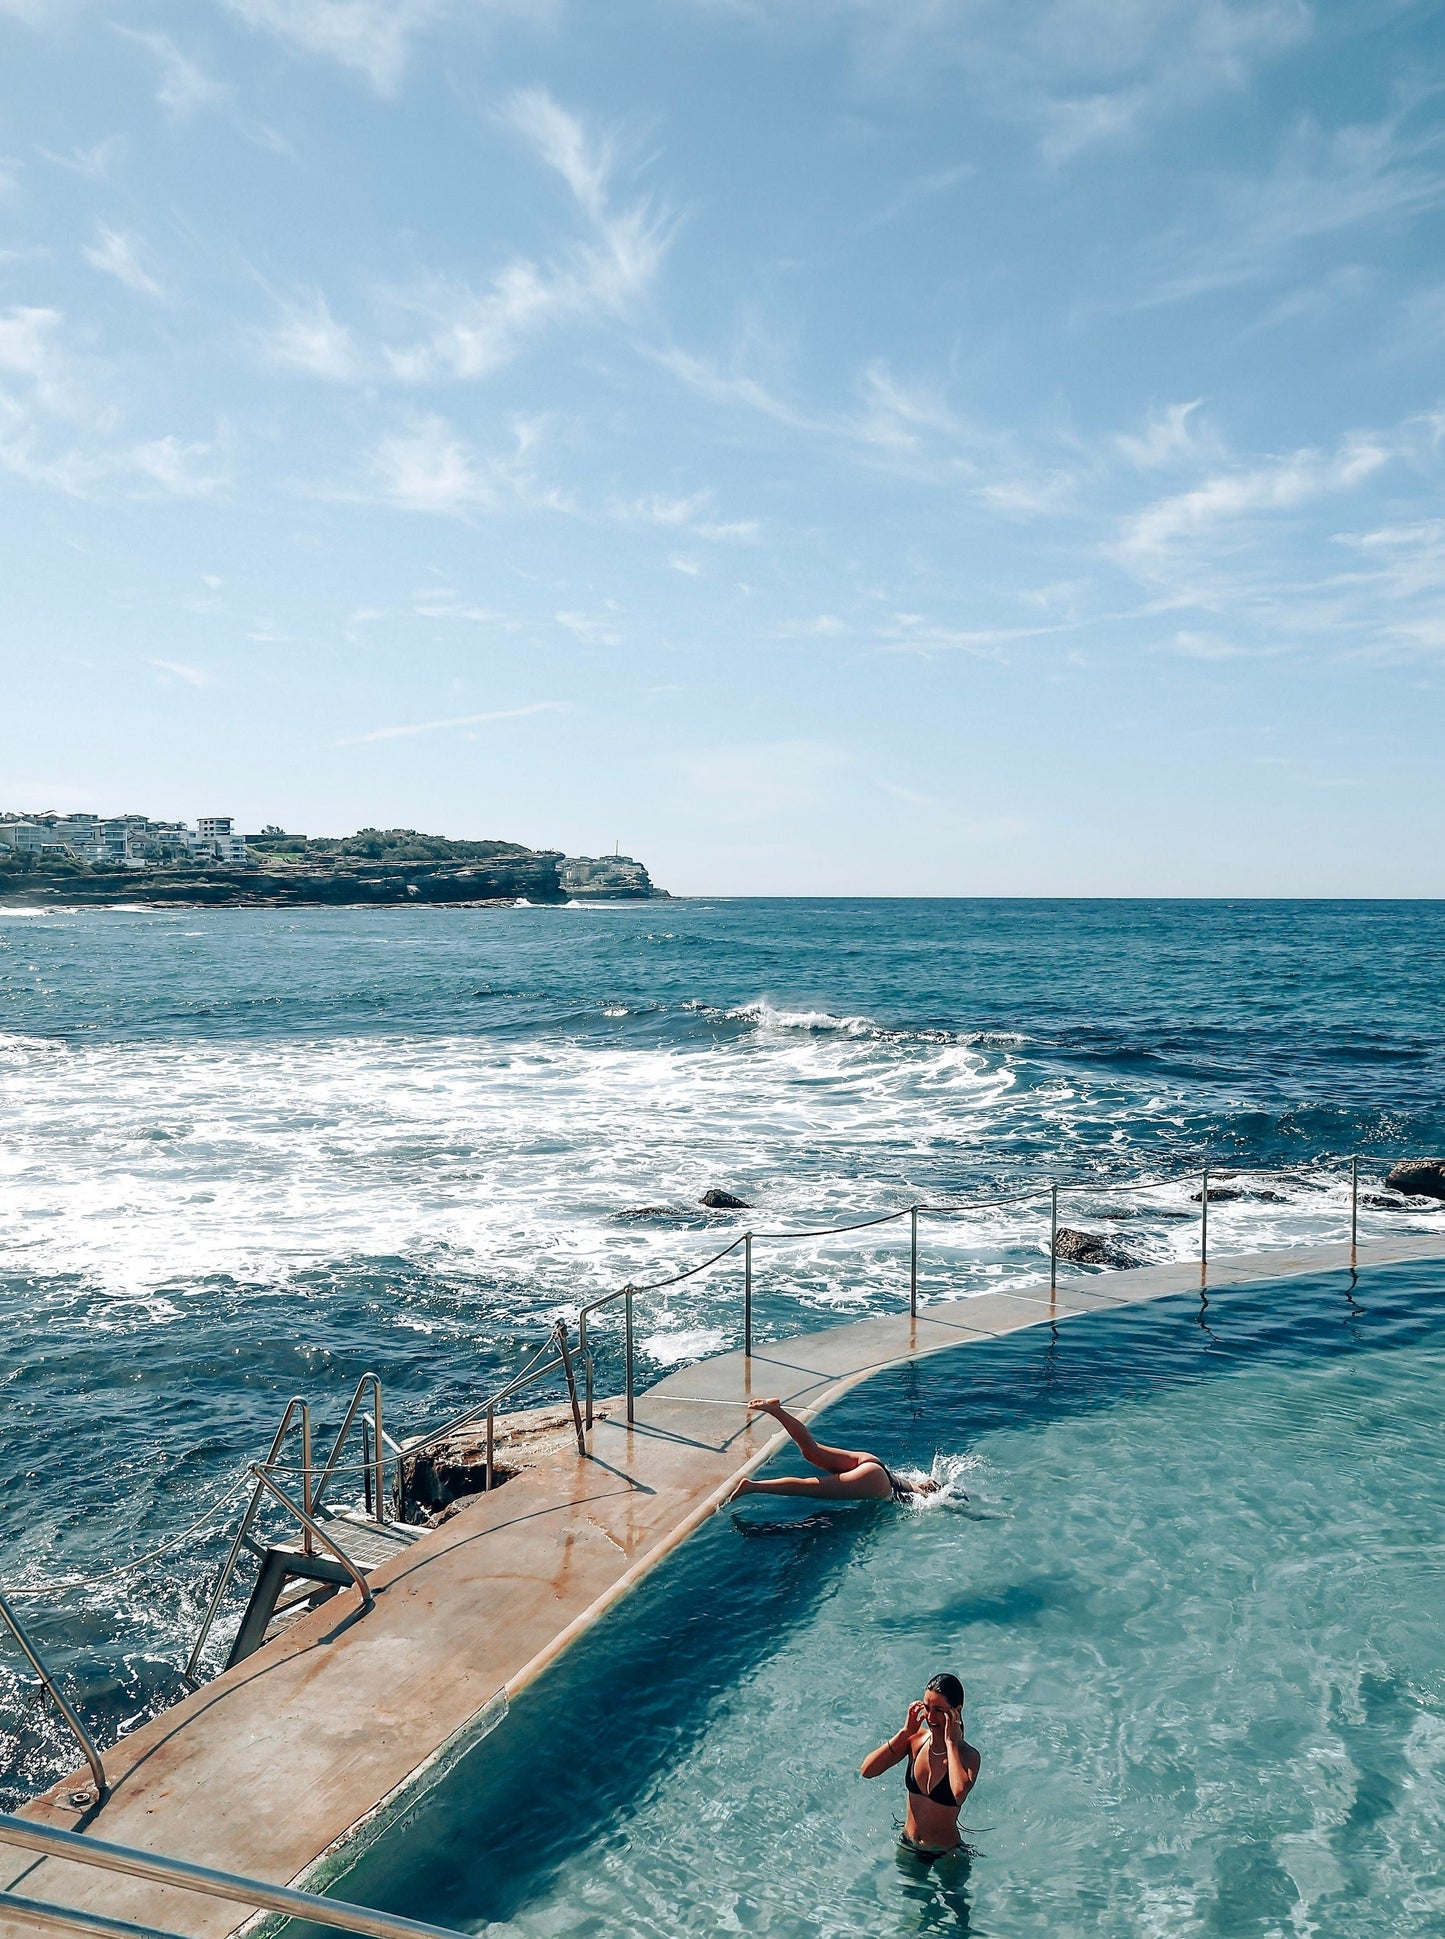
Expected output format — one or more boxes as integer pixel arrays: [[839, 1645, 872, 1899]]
[[910, 1206, 918, 1320], [744, 1234, 753, 1358], [0, 1593, 106, 1800], [301, 1401, 313, 1555], [1351, 1155, 1359, 1252], [625, 1285, 635, 1425], [485, 1407, 494, 1492], [1201, 1167, 1209, 1267], [579, 1311, 593, 1429], [362, 1416, 373, 1519], [555, 1323, 587, 1455], [1049, 1185, 1058, 1295], [372, 1379, 386, 1525]]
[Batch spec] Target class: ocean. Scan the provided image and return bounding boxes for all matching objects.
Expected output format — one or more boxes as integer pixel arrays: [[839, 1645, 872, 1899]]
[[2, 897, 1442, 1804]]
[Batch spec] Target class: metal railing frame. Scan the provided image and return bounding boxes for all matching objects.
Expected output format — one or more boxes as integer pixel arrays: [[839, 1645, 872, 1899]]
[[182, 1396, 310, 1687], [311, 1372, 385, 1524], [572, 1152, 1419, 1428], [0, 1810, 470, 1939], [0, 1595, 106, 1803]]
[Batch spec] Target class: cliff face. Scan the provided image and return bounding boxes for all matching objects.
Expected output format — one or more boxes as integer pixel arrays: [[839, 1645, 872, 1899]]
[[0, 854, 569, 908]]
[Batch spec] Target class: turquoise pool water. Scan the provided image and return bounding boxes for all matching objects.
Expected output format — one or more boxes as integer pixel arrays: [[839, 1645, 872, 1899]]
[[319, 1263, 1445, 1935]]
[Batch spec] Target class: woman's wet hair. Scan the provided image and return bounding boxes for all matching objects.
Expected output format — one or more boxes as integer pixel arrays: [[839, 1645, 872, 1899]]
[[926, 1672, 964, 1709]]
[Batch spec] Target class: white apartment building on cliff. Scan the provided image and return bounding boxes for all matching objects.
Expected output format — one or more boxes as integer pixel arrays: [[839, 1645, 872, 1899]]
[[0, 813, 247, 867]]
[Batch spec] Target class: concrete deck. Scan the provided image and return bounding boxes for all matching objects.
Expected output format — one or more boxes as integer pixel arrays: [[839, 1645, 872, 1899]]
[[3, 1232, 1443, 1937]]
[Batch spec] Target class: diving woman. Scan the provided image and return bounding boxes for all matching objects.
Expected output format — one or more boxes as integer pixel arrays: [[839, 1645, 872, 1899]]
[[729, 1396, 939, 1501]]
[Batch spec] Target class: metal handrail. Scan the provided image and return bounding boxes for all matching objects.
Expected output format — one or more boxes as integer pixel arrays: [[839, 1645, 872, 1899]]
[[0, 1810, 469, 1939], [311, 1373, 385, 1523], [248, 1469, 374, 1610], [571, 1152, 1435, 1425], [0, 1594, 106, 1802], [183, 1396, 310, 1687]]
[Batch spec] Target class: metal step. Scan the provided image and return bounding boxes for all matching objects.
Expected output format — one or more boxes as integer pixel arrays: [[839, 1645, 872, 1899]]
[[226, 1512, 424, 1668]]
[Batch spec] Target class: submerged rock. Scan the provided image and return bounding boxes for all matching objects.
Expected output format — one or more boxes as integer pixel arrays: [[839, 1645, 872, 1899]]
[[700, 1188, 751, 1210], [1052, 1225, 1140, 1269], [1361, 1193, 1408, 1211], [1384, 1159, 1445, 1201], [1189, 1186, 1244, 1203]]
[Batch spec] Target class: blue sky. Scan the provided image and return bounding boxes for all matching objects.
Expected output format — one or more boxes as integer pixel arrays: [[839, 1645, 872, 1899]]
[[2, 0, 1443, 894]]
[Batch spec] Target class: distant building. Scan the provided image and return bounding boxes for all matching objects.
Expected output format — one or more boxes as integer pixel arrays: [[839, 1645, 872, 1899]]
[[196, 816, 247, 865], [0, 810, 247, 867], [559, 853, 655, 897]]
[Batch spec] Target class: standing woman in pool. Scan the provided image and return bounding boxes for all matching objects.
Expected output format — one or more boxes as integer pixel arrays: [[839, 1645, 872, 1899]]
[[861, 1674, 980, 1868]]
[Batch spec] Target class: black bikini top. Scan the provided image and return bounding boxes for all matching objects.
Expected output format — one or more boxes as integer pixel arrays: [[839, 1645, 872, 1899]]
[[904, 1749, 957, 1807]]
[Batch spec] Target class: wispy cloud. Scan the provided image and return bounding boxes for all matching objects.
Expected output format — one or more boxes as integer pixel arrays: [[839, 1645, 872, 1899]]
[[1114, 432, 1395, 581], [0, 304, 226, 496], [115, 28, 229, 120], [115, 24, 290, 149], [257, 288, 361, 379], [555, 608, 622, 645], [1137, 102, 1445, 306], [608, 488, 761, 543], [339, 701, 563, 745], [383, 89, 669, 382], [149, 657, 211, 686], [265, 90, 669, 398], [83, 226, 164, 299], [218, 0, 548, 94], [728, 0, 1310, 162], [1115, 400, 1218, 469], [368, 415, 491, 514], [356, 412, 567, 517]]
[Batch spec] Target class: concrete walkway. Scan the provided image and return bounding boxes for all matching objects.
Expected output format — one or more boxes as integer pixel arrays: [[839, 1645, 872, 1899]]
[[3, 1233, 1442, 1938]]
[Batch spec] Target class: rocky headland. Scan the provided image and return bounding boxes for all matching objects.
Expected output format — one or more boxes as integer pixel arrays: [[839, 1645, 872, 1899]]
[[0, 827, 668, 909]]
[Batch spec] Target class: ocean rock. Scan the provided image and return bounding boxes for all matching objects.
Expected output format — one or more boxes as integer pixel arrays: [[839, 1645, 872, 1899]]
[[1189, 1186, 1243, 1203], [396, 1432, 515, 1521], [1052, 1225, 1140, 1269], [1384, 1159, 1445, 1201], [1361, 1193, 1408, 1211], [700, 1188, 751, 1210]]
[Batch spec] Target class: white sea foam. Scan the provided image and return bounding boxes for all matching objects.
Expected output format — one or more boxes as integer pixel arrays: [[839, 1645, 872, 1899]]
[[0, 1018, 1430, 1348]]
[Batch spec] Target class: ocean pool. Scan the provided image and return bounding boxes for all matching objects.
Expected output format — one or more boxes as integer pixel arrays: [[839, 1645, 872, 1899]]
[[329, 1258, 1445, 1937]]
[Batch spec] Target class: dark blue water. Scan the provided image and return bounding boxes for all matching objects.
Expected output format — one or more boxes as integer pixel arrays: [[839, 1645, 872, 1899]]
[[1, 898, 1442, 1804]]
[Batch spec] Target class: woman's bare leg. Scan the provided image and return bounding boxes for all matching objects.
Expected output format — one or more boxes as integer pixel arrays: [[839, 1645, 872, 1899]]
[[733, 1464, 894, 1501], [748, 1397, 875, 1475]]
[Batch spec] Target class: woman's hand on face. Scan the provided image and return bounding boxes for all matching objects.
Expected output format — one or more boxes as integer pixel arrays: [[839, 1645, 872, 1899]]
[[904, 1701, 927, 1738], [942, 1705, 964, 1746]]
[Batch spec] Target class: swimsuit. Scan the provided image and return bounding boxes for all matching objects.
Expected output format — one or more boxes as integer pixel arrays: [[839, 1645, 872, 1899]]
[[904, 1751, 958, 1808]]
